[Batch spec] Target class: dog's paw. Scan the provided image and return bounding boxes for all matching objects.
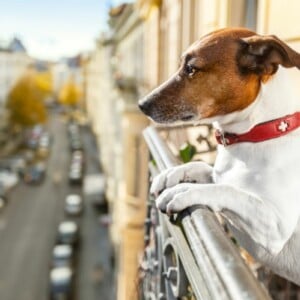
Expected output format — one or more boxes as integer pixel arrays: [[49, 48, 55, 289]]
[[150, 162, 213, 196], [156, 182, 221, 215], [156, 183, 199, 215], [150, 167, 185, 196]]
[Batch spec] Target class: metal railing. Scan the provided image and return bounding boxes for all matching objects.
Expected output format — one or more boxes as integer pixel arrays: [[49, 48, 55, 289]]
[[140, 126, 271, 300]]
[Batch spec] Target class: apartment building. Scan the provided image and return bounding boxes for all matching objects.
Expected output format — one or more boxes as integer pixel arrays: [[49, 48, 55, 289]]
[[0, 38, 32, 105], [0, 37, 32, 143], [86, 1, 300, 299]]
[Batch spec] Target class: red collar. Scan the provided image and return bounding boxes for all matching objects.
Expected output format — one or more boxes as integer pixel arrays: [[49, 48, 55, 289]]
[[215, 112, 300, 146]]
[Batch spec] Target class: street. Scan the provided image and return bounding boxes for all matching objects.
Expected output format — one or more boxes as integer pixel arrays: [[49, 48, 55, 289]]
[[0, 113, 114, 300], [77, 125, 114, 300]]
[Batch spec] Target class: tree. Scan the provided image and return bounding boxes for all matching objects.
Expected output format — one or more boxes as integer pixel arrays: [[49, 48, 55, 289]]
[[58, 77, 82, 107], [7, 69, 52, 127], [35, 70, 53, 96]]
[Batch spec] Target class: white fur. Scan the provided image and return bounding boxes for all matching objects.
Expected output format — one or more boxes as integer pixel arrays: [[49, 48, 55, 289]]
[[151, 66, 300, 284]]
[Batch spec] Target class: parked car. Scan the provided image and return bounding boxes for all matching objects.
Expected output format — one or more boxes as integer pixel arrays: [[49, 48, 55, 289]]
[[39, 132, 51, 148], [65, 194, 83, 216], [36, 132, 51, 158], [67, 123, 79, 137], [70, 161, 81, 171], [24, 163, 46, 185], [84, 174, 106, 211], [56, 221, 79, 247], [0, 157, 27, 177], [36, 146, 49, 158], [49, 267, 74, 300], [68, 168, 83, 186], [52, 245, 74, 268], [26, 125, 44, 150], [0, 170, 19, 190], [92, 191, 108, 213], [71, 150, 84, 165], [27, 139, 37, 150], [70, 138, 83, 152], [68, 123, 83, 152]]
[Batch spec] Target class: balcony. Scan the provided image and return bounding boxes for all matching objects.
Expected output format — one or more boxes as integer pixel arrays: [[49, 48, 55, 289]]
[[139, 126, 271, 300]]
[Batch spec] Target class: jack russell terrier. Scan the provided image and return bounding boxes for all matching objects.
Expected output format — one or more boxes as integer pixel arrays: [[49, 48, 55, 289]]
[[139, 28, 300, 285]]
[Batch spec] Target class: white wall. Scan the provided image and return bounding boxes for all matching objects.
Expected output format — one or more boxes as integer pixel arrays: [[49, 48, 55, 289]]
[[0, 51, 31, 105]]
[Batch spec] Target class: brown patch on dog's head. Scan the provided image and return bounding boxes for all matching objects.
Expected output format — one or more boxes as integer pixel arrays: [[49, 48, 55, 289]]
[[139, 28, 300, 124]]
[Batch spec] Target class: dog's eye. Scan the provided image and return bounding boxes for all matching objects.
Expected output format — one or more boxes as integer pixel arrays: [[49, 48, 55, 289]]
[[185, 64, 197, 78]]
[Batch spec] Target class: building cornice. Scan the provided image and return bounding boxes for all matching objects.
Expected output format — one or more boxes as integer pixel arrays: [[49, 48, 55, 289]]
[[111, 5, 142, 42], [136, 0, 161, 19]]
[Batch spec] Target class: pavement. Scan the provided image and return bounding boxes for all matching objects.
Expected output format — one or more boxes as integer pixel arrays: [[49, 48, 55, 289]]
[[0, 114, 114, 300], [0, 133, 24, 159]]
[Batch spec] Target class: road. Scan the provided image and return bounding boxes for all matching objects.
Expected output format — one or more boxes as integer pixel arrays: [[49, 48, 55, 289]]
[[0, 114, 114, 300], [77, 125, 114, 300]]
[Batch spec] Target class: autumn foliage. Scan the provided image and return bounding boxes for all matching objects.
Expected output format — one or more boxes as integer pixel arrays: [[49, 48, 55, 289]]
[[7, 69, 53, 127], [58, 78, 82, 107]]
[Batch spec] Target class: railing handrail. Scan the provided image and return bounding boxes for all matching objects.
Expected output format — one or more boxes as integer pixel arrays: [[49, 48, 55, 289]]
[[143, 126, 271, 300]]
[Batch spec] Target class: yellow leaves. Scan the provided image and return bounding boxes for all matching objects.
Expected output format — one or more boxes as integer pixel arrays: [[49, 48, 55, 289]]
[[58, 78, 82, 106], [34, 71, 53, 95], [7, 69, 52, 127]]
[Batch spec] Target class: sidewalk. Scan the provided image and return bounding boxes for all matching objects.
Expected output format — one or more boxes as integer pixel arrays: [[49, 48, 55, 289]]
[[0, 133, 24, 159]]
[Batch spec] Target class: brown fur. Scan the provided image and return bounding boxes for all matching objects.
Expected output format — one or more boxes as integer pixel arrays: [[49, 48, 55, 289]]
[[139, 28, 300, 124]]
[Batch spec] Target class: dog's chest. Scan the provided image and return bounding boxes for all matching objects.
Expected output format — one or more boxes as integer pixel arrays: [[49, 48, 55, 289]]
[[213, 145, 266, 188], [212, 140, 300, 198]]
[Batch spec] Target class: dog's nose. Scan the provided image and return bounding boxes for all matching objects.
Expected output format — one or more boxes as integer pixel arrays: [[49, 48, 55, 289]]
[[138, 99, 152, 115]]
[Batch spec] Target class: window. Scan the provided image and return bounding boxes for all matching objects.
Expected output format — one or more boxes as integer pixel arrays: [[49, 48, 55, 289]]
[[228, 0, 258, 31]]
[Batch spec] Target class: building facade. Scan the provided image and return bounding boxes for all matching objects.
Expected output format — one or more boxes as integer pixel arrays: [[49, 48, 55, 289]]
[[52, 54, 85, 106], [85, 4, 149, 300], [86, 1, 300, 299], [0, 38, 32, 106], [0, 38, 32, 144]]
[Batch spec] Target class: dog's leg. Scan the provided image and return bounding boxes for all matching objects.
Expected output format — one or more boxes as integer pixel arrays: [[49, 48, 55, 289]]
[[150, 162, 213, 195], [155, 182, 298, 255]]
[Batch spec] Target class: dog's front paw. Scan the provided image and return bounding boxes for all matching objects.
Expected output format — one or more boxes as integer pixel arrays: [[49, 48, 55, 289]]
[[150, 167, 185, 196], [150, 162, 213, 196], [156, 183, 197, 215]]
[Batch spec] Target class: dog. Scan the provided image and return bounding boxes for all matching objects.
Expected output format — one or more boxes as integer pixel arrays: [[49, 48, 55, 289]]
[[138, 28, 300, 285]]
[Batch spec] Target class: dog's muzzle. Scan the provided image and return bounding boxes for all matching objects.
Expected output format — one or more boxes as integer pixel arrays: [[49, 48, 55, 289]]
[[139, 96, 198, 124]]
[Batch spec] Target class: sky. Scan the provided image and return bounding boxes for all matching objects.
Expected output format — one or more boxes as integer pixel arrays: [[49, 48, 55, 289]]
[[1, 0, 131, 61]]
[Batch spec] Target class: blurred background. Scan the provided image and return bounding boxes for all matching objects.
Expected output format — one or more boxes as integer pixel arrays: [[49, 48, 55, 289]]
[[1, 0, 300, 300]]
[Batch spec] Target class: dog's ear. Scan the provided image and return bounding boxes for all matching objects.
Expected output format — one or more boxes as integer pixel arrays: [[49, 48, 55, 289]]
[[238, 35, 300, 76]]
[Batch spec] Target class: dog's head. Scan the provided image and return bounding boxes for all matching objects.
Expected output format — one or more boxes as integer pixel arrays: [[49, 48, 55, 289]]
[[139, 28, 300, 124]]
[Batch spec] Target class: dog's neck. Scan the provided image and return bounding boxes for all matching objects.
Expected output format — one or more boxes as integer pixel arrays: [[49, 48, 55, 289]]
[[212, 67, 300, 134]]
